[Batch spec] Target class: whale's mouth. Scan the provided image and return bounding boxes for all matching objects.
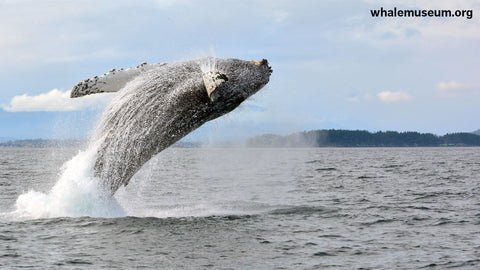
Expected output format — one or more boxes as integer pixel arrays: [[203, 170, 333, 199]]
[[250, 59, 273, 74]]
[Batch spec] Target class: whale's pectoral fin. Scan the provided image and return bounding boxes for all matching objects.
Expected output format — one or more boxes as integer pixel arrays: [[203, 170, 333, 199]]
[[202, 70, 228, 101], [70, 62, 166, 98]]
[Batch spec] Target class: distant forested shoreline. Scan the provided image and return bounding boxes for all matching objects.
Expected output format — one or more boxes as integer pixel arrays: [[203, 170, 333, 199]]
[[1, 129, 480, 147], [0, 139, 85, 148], [247, 130, 480, 147]]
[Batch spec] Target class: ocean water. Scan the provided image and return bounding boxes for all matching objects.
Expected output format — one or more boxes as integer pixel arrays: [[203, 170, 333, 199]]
[[0, 147, 479, 269]]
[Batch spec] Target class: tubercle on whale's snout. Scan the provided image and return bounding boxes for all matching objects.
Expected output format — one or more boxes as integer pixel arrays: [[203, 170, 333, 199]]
[[249, 59, 273, 74]]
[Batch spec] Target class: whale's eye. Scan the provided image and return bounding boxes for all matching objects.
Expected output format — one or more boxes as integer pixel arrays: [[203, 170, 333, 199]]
[[216, 73, 228, 81]]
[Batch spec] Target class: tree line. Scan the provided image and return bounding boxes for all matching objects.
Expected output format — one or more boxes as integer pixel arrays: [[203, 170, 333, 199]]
[[247, 130, 480, 147]]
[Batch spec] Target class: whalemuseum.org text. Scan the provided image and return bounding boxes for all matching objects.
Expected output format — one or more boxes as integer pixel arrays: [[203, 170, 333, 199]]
[[371, 7, 473, 19]]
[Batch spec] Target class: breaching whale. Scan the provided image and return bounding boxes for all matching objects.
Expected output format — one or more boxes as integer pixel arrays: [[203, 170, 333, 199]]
[[71, 57, 272, 195]]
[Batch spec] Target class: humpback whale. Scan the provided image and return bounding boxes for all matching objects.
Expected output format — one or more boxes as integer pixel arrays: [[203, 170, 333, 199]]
[[71, 57, 272, 195]]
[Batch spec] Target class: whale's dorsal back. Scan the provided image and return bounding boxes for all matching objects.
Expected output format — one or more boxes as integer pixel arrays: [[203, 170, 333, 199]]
[[70, 62, 166, 98]]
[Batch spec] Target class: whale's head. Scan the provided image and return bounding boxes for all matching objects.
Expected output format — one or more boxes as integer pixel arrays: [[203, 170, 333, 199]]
[[201, 57, 272, 110]]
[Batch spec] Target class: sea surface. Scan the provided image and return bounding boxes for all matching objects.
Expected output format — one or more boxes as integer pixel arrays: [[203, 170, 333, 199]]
[[0, 147, 479, 269]]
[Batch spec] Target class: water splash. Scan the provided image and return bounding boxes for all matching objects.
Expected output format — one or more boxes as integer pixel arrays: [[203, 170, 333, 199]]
[[8, 56, 271, 220], [12, 140, 125, 219], [199, 57, 217, 73], [9, 76, 154, 220]]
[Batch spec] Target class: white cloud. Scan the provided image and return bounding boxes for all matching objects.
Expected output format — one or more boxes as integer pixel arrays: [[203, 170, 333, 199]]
[[352, 19, 480, 48], [346, 94, 375, 102], [346, 97, 361, 103], [436, 81, 474, 91], [0, 1, 140, 65], [377, 91, 412, 102], [271, 10, 290, 23], [2, 89, 112, 112]]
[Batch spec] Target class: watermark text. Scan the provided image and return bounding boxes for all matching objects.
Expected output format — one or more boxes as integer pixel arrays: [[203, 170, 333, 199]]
[[371, 7, 473, 19]]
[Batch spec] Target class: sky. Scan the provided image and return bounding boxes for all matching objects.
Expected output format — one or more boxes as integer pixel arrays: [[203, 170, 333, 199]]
[[0, 0, 479, 141]]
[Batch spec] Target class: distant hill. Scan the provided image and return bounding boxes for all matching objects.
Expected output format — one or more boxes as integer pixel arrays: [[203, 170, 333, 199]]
[[0, 137, 15, 143], [3, 130, 480, 148], [0, 139, 85, 148], [0, 139, 200, 148], [247, 130, 480, 147]]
